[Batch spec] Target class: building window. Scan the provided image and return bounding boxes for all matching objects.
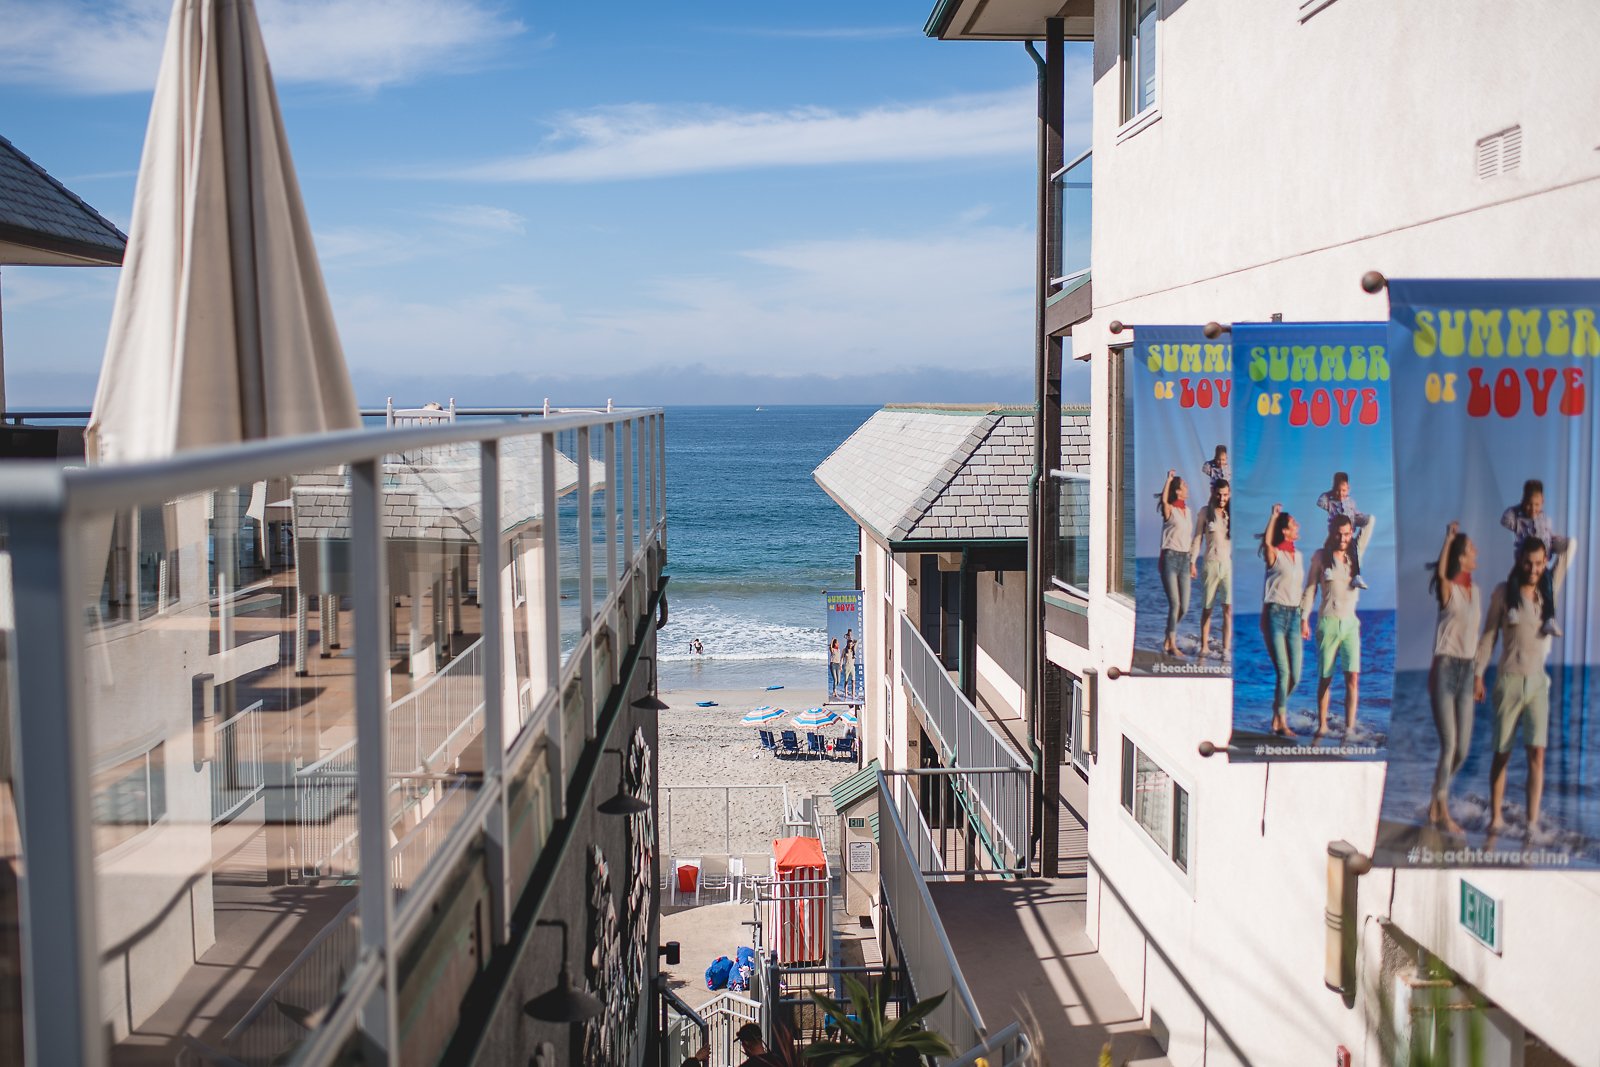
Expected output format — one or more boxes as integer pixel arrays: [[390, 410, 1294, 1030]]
[[1121, 0, 1158, 124], [1107, 347, 1135, 601], [92, 742, 168, 853], [1062, 672, 1088, 772], [1119, 735, 1190, 873]]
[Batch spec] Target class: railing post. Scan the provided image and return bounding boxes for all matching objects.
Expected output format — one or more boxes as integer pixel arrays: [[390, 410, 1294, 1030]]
[[577, 428, 596, 740], [350, 458, 397, 1061], [479, 440, 511, 944], [605, 422, 619, 613], [620, 419, 634, 569], [9, 505, 105, 1067], [541, 432, 564, 809]]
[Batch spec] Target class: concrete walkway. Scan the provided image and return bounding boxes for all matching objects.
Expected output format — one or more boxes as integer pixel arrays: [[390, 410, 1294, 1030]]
[[928, 879, 1170, 1066]]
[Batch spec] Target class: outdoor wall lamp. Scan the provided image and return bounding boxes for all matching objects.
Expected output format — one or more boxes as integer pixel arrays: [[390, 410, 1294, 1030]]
[[1325, 840, 1374, 1006], [523, 919, 603, 1023], [597, 748, 649, 816], [631, 654, 670, 712]]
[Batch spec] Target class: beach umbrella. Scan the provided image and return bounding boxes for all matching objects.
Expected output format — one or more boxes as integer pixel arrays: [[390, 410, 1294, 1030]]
[[833, 707, 859, 725], [740, 706, 784, 724], [86, 0, 359, 464], [793, 707, 838, 729]]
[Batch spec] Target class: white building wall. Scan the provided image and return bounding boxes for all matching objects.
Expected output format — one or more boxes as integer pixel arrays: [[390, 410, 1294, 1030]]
[[858, 529, 913, 772], [1058, 2, 1600, 1064]]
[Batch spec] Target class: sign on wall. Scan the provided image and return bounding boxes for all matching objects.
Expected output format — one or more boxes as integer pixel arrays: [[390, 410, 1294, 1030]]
[[1227, 322, 1394, 761], [1126, 325, 1233, 677], [825, 590, 866, 706], [1374, 278, 1600, 869]]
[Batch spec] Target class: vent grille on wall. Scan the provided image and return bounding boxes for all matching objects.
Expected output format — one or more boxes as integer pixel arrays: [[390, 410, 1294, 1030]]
[[1476, 125, 1523, 179]]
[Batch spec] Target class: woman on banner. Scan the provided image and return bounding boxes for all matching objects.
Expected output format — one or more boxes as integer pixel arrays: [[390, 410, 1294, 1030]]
[[1476, 533, 1577, 838], [1259, 506, 1305, 736], [1426, 522, 1482, 834], [1157, 470, 1196, 658], [1192, 480, 1232, 660], [1300, 512, 1378, 739]]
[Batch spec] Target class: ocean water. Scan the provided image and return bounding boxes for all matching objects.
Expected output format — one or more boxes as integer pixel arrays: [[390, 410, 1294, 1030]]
[[1131, 555, 1232, 676], [1375, 665, 1600, 868], [1231, 609, 1394, 754], [658, 406, 875, 691]]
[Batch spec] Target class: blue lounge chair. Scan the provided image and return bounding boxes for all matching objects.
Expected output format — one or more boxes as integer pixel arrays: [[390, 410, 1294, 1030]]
[[806, 732, 827, 759], [758, 729, 777, 754], [779, 730, 801, 758], [832, 735, 858, 761]]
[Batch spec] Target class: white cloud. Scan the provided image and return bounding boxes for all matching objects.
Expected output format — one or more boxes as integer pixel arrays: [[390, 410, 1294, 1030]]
[[0, 0, 524, 95], [332, 225, 1034, 382], [713, 26, 913, 40], [437, 89, 1038, 183], [423, 204, 528, 235]]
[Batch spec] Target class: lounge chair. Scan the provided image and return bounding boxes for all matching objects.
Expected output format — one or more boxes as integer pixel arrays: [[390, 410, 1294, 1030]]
[[806, 732, 827, 759], [700, 856, 731, 901], [779, 730, 801, 758], [758, 729, 778, 754], [832, 735, 858, 761]]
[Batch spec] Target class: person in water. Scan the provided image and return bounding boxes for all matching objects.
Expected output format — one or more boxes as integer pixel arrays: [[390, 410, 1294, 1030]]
[[1192, 479, 1232, 659], [1259, 505, 1305, 737], [1315, 472, 1371, 591], [1156, 469, 1196, 658], [1301, 512, 1377, 738], [1477, 534, 1576, 838], [1427, 521, 1481, 834], [1500, 478, 1567, 638]]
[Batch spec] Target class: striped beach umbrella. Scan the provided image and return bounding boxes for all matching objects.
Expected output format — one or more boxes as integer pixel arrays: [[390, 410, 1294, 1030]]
[[741, 705, 784, 724], [833, 707, 859, 725], [793, 707, 838, 728]]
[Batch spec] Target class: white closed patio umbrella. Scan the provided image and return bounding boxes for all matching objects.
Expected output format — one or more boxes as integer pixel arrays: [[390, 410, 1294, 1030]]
[[86, 0, 359, 463]]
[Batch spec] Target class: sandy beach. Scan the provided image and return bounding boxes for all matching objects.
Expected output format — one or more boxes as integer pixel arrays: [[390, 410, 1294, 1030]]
[[657, 685, 857, 862]]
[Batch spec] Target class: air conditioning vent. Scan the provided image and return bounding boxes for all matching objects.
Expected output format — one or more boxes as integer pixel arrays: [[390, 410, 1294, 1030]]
[[1476, 125, 1522, 179]]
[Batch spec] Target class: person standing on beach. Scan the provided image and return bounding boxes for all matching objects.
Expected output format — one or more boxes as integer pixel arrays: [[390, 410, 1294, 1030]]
[[1259, 506, 1305, 737], [1477, 534, 1576, 838], [1157, 469, 1196, 658], [840, 630, 857, 701], [1300, 513, 1377, 739], [1192, 480, 1232, 659], [1427, 521, 1482, 834], [828, 637, 842, 699]]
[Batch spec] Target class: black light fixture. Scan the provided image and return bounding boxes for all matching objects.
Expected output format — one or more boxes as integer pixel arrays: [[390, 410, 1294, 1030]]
[[523, 919, 603, 1023], [597, 748, 649, 816], [631, 654, 670, 712]]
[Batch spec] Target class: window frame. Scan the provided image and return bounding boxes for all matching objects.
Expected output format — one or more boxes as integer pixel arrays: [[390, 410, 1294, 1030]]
[[1106, 345, 1136, 606], [1118, 0, 1161, 133], [1117, 731, 1196, 887]]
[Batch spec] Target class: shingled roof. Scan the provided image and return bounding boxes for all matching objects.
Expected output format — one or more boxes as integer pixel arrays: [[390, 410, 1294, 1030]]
[[0, 134, 127, 266], [814, 404, 1090, 545]]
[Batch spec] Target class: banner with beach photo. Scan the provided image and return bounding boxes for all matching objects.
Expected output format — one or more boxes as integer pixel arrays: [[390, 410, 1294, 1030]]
[[1127, 325, 1233, 677], [824, 590, 865, 706], [1375, 278, 1600, 869], [1227, 321, 1394, 762]]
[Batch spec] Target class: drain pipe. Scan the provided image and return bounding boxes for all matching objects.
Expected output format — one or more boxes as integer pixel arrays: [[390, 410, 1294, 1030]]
[[1023, 38, 1048, 870]]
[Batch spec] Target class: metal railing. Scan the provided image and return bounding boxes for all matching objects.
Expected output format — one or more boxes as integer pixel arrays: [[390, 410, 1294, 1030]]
[[210, 702, 266, 824], [702, 991, 762, 1067], [387, 636, 485, 775], [1049, 148, 1091, 287], [1051, 469, 1091, 597], [294, 742, 360, 881], [220, 899, 360, 1064], [898, 615, 1030, 872], [0, 406, 667, 1067], [875, 769, 989, 1058]]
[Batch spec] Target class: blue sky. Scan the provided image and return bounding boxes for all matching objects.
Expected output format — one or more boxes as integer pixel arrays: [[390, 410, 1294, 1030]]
[[0, 0, 1092, 407]]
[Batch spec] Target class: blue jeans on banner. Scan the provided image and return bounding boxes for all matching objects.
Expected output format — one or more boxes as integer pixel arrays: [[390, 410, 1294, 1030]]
[[1263, 604, 1303, 714], [1430, 655, 1476, 806], [1160, 549, 1192, 642]]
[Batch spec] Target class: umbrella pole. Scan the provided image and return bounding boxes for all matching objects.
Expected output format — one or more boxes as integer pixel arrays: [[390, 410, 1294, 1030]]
[[218, 1, 267, 441]]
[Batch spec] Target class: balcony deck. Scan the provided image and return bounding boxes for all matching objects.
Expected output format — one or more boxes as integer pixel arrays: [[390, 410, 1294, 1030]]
[[926, 879, 1170, 1065]]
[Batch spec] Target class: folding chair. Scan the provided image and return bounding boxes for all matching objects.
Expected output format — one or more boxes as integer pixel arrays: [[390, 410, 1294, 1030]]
[[806, 732, 827, 759], [700, 856, 731, 901], [759, 729, 778, 754], [779, 730, 801, 758]]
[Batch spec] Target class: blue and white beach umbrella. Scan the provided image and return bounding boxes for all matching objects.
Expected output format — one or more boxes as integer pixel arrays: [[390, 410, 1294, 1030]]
[[741, 705, 785, 724], [833, 707, 859, 725], [794, 706, 838, 728]]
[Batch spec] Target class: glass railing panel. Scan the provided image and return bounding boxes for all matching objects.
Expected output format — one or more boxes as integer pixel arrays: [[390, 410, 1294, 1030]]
[[381, 441, 486, 907], [0, 524, 20, 1065], [1053, 472, 1091, 594], [1052, 150, 1092, 283], [72, 464, 380, 1064], [499, 434, 559, 743]]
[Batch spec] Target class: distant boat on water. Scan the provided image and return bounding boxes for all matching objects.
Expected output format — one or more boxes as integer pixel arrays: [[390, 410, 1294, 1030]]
[[755, 406, 764, 411]]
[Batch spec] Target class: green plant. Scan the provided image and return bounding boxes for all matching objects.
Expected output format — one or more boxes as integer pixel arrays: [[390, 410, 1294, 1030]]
[[804, 976, 957, 1067]]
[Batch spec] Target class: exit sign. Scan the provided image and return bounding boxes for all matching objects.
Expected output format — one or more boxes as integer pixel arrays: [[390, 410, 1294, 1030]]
[[1459, 879, 1502, 954]]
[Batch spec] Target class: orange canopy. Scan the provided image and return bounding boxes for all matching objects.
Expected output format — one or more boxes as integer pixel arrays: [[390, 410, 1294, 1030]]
[[773, 835, 826, 871]]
